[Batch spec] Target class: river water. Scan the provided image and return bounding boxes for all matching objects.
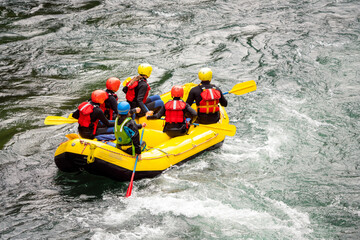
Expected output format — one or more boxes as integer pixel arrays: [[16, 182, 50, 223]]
[[1, 0, 359, 239]]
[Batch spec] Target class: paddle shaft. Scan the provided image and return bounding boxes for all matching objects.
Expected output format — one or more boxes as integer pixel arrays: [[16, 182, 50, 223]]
[[191, 123, 236, 136], [125, 128, 145, 198]]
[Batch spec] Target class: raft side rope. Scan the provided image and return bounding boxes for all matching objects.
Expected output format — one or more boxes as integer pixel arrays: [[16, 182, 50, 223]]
[[77, 132, 218, 162]]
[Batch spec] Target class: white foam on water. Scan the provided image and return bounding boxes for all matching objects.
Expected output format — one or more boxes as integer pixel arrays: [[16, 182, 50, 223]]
[[228, 124, 288, 162], [266, 125, 289, 159], [221, 139, 261, 163], [241, 181, 313, 238], [289, 109, 327, 128], [95, 193, 312, 239], [92, 224, 165, 240]]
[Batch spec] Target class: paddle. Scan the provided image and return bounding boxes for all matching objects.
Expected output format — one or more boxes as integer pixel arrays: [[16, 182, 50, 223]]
[[223, 80, 257, 96], [44, 115, 77, 125], [125, 128, 145, 198], [191, 123, 236, 136]]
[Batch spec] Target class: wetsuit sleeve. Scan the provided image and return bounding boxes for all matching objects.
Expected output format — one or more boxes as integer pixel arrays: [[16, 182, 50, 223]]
[[72, 109, 80, 119], [147, 106, 165, 120], [136, 82, 149, 113], [128, 121, 142, 154], [185, 103, 197, 123], [129, 108, 137, 115], [109, 96, 118, 115], [185, 104, 197, 117], [122, 86, 128, 94], [185, 88, 195, 106], [95, 108, 115, 127], [218, 87, 228, 107]]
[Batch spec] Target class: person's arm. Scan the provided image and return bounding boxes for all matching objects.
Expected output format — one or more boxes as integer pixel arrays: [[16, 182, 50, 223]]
[[147, 106, 165, 120], [109, 96, 119, 116], [127, 121, 143, 155], [122, 86, 128, 94], [129, 107, 140, 115], [135, 83, 149, 113], [185, 88, 195, 106], [218, 88, 228, 107], [95, 108, 114, 127], [72, 109, 80, 119], [185, 103, 197, 123]]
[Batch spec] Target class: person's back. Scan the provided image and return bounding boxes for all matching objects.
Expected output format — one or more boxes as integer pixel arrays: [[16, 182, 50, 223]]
[[115, 102, 146, 158], [72, 90, 114, 139], [186, 68, 227, 124], [148, 86, 197, 138]]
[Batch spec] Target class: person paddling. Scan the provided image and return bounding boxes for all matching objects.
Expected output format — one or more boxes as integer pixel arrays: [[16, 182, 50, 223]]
[[115, 101, 146, 159], [186, 68, 228, 124], [72, 90, 115, 139], [147, 85, 197, 138], [100, 77, 121, 120], [122, 63, 164, 118]]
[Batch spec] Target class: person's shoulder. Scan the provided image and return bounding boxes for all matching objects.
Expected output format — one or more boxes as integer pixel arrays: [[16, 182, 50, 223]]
[[126, 118, 136, 124], [212, 84, 222, 91], [185, 102, 193, 107], [108, 94, 117, 100], [189, 85, 199, 92], [127, 119, 138, 128], [93, 105, 103, 112]]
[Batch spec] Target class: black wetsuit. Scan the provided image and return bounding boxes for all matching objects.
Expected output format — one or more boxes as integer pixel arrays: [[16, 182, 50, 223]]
[[186, 81, 228, 124], [103, 89, 118, 120], [72, 101, 115, 139], [122, 77, 161, 117]]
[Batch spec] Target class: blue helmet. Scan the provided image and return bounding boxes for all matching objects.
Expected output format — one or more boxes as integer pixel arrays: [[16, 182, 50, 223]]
[[118, 101, 130, 115]]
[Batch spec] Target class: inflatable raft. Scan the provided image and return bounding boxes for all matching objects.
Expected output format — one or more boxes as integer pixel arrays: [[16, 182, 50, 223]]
[[54, 83, 236, 182]]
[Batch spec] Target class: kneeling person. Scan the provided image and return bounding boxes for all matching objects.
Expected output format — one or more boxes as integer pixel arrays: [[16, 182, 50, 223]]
[[147, 85, 197, 138], [115, 102, 146, 159]]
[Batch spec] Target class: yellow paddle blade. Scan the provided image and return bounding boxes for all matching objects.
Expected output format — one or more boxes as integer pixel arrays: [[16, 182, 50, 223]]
[[44, 116, 78, 125], [228, 80, 257, 96], [193, 123, 236, 137], [66, 133, 80, 140]]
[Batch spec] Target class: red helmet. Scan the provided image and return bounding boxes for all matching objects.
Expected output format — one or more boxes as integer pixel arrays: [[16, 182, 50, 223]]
[[91, 90, 108, 104], [106, 77, 121, 91], [171, 85, 184, 98]]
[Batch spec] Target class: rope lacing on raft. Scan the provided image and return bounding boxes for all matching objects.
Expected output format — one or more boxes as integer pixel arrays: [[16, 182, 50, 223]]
[[77, 133, 218, 162]]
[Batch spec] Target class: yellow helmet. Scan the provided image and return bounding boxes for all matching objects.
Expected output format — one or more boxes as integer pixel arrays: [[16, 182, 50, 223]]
[[138, 63, 152, 77], [198, 67, 212, 81]]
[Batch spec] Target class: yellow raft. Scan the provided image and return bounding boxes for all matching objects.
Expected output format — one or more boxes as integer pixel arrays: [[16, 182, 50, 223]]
[[54, 83, 236, 182]]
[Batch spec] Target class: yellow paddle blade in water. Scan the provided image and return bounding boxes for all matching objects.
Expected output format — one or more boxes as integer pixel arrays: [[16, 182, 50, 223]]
[[44, 116, 78, 125], [226, 80, 257, 96]]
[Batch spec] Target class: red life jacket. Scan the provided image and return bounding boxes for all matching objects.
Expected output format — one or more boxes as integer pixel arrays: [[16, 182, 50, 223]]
[[125, 78, 151, 103], [165, 100, 186, 123], [78, 102, 99, 135], [100, 92, 117, 120], [198, 86, 221, 114]]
